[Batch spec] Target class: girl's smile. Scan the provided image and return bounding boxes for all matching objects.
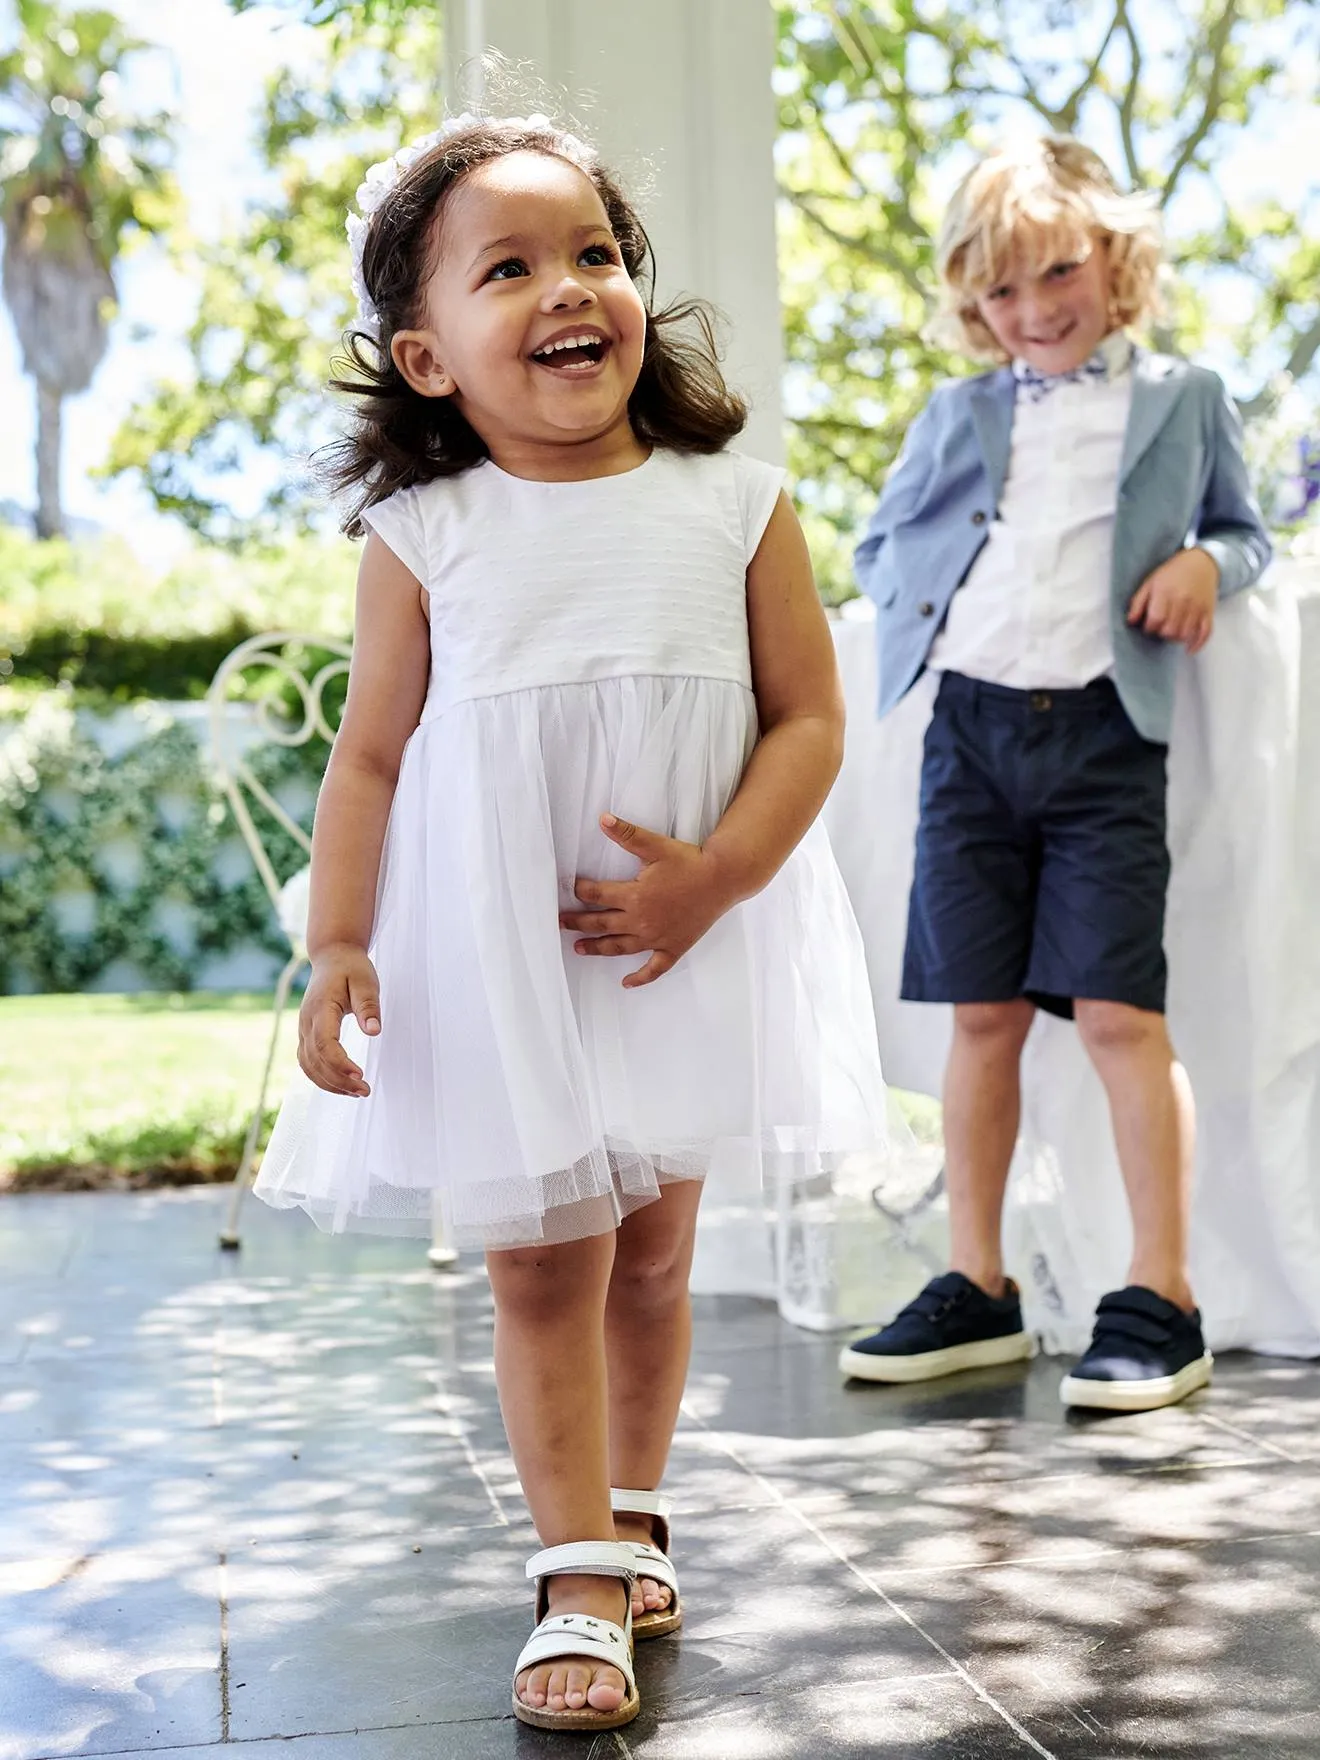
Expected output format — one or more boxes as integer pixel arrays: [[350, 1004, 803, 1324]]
[[528, 324, 614, 373]]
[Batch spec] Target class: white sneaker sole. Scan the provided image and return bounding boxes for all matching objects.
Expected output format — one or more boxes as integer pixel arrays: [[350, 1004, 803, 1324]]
[[1059, 1351, 1214, 1412], [839, 1329, 1034, 1384]]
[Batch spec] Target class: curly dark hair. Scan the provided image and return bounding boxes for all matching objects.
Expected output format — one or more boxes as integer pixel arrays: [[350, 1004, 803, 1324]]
[[324, 119, 748, 536]]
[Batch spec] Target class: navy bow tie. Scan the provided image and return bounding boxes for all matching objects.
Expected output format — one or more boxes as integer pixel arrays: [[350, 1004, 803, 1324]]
[[1014, 353, 1111, 403]]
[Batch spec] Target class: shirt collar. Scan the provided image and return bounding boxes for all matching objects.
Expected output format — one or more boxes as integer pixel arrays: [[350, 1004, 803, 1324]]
[[1012, 330, 1134, 393]]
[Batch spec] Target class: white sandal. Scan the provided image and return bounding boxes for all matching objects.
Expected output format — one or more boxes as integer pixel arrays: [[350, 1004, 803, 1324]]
[[611, 1487, 683, 1640], [512, 1540, 640, 1731]]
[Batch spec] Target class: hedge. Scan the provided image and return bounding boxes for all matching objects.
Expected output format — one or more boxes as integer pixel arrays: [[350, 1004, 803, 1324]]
[[0, 523, 356, 702]]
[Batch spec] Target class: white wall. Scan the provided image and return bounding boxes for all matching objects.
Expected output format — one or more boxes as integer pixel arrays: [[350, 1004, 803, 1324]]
[[442, 0, 785, 464]]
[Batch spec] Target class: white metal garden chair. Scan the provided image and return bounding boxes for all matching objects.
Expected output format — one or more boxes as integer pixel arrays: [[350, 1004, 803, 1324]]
[[206, 630, 458, 1265]]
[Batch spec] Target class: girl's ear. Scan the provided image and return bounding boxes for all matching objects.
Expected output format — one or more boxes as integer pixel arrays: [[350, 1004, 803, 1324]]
[[390, 331, 458, 399]]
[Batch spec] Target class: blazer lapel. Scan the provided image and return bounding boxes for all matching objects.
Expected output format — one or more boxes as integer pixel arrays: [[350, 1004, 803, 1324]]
[[1120, 351, 1187, 484], [968, 370, 1015, 504]]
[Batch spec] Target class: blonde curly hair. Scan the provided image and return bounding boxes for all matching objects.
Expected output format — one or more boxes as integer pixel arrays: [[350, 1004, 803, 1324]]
[[930, 136, 1163, 361]]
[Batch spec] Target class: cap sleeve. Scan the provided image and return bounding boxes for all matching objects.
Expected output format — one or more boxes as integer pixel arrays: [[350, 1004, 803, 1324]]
[[729, 451, 787, 565], [360, 485, 428, 582]]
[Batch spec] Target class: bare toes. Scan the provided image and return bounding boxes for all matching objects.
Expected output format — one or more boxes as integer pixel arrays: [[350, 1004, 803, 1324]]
[[586, 1664, 626, 1712], [515, 1665, 547, 1709]]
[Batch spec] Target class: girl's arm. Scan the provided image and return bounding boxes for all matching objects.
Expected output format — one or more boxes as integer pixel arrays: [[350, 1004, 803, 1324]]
[[561, 492, 844, 988], [298, 533, 431, 1094], [705, 490, 844, 894]]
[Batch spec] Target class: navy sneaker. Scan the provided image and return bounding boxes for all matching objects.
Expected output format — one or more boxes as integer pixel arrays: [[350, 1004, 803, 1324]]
[[839, 1272, 1033, 1384], [1060, 1286, 1213, 1412]]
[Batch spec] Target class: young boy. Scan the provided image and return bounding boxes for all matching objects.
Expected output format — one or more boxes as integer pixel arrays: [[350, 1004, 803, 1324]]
[[840, 136, 1271, 1412]]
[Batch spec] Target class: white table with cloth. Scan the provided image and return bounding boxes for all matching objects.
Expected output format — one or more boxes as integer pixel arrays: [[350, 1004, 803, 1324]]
[[690, 562, 1320, 1356]]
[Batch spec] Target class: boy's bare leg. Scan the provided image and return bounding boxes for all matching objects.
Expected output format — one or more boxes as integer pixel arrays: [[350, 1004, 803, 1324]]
[[1074, 999, 1196, 1311], [487, 1232, 629, 1717], [943, 999, 1037, 1294], [605, 1178, 703, 1617]]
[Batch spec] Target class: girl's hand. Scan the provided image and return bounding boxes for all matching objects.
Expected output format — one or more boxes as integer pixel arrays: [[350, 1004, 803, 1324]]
[[1127, 548, 1219, 654], [298, 944, 382, 1095], [560, 814, 735, 989]]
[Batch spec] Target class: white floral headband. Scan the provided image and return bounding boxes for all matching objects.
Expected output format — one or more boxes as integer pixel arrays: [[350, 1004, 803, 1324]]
[[346, 112, 590, 337]]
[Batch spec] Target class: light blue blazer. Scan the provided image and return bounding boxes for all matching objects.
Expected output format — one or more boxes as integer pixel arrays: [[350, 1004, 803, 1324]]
[[852, 350, 1272, 743]]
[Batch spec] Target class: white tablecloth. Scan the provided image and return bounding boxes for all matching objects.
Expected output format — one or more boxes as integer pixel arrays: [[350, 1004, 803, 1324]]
[[693, 565, 1320, 1352]]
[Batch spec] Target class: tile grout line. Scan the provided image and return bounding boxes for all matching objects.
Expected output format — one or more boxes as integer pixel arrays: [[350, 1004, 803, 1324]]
[[1200, 1407, 1306, 1463], [679, 1400, 1059, 1760], [218, 1549, 231, 1742], [434, 1376, 512, 1527]]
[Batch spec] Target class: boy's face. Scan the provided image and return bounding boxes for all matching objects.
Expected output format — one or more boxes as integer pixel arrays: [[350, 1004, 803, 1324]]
[[974, 234, 1114, 375]]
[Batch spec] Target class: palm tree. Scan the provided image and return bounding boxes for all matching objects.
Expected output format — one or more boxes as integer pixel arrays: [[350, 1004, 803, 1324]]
[[0, 1, 175, 538]]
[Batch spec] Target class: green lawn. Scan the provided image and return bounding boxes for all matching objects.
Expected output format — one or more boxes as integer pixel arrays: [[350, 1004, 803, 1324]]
[[0, 989, 942, 1189], [0, 991, 299, 1188]]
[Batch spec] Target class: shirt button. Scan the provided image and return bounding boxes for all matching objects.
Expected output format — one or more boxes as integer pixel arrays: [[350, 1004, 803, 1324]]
[[971, 510, 988, 526], [918, 601, 935, 617]]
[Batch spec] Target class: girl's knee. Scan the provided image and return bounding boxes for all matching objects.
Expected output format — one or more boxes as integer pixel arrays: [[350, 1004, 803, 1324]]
[[487, 1237, 613, 1321], [608, 1239, 692, 1320]]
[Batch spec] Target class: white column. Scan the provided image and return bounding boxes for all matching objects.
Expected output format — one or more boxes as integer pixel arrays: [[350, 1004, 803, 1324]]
[[441, 0, 784, 464]]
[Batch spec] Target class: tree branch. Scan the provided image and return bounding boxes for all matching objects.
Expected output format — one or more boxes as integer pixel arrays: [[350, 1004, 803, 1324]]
[[1114, 0, 1144, 186], [1239, 311, 1320, 419], [1161, 0, 1241, 205], [1056, 10, 1121, 133], [783, 188, 929, 298], [822, 3, 873, 84]]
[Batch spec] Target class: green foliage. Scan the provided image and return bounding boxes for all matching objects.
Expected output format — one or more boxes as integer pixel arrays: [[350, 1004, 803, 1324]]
[[778, 0, 1320, 594], [0, 692, 328, 993], [105, 3, 1320, 582], [0, 989, 296, 1186], [103, 6, 441, 544], [0, 0, 178, 267], [0, 524, 356, 698]]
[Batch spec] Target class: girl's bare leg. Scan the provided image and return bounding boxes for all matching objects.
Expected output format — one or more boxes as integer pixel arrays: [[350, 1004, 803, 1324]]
[[605, 1178, 704, 1615], [487, 1231, 628, 1716]]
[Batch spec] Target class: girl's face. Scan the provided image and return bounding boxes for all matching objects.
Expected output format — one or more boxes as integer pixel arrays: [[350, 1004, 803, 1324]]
[[391, 151, 648, 467], [974, 232, 1114, 375]]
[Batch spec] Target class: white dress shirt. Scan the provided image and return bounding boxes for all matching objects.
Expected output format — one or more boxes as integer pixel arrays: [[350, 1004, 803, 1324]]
[[929, 331, 1133, 689]]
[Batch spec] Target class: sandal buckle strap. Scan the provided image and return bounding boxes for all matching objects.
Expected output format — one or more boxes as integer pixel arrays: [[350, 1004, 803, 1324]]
[[525, 1540, 639, 1585], [609, 1487, 673, 1521]]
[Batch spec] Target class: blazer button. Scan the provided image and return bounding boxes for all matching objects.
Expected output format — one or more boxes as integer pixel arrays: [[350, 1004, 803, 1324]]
[[971, 510, 988, 526], [918, 601, 935, 617]]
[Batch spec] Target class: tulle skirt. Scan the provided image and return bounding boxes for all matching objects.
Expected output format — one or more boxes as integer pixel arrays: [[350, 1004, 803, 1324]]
[[255, 674, 893, 1250]]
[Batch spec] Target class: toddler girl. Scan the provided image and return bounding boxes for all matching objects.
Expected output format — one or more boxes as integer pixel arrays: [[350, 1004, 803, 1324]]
[[255, 113, 890, 1731]]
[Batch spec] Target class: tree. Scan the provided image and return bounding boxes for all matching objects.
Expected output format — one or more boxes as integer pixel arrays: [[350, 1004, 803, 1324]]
[[777, 0, 1320, 595], [108, 1, 1320, 578], [102, 3, 439, 545], [0, 0, 175, 538]]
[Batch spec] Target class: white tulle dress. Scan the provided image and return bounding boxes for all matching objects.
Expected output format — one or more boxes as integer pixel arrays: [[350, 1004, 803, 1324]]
[[254, 447, 893, 1250]]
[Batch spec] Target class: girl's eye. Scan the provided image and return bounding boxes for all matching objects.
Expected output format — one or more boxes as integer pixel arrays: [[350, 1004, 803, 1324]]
[[579, 243, 616, 267], [986, 284, 1012, 302], [487, 258, 528, 282], [1047, 261, 1079, 280]]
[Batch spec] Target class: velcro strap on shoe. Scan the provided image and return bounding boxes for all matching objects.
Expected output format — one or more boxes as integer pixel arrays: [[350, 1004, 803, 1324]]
[[515, 1612, 637, 1695], [1094, 1294, 1183, 1347], [623, 1541, 679, 1596], [525, 1541, 638, 1585], [610, 1487, 673, 1521]]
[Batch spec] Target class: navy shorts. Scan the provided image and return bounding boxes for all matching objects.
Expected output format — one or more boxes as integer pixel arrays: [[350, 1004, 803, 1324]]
[[902, 672, 1171, 1020]]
